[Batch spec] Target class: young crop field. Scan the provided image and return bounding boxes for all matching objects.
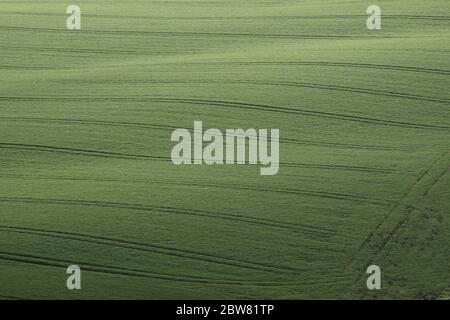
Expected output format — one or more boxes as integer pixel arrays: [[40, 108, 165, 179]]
[[0, 0, 449, 299]]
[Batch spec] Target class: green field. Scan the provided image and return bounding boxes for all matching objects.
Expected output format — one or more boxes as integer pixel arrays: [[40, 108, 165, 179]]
[[0, 0, 449, 299]]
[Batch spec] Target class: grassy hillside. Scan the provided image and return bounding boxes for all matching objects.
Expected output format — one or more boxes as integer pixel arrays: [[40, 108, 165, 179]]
[[0, 0, 449, 299]]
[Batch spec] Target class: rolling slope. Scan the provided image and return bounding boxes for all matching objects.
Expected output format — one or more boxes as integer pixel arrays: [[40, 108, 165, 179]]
[[0, 0, 449, 299]]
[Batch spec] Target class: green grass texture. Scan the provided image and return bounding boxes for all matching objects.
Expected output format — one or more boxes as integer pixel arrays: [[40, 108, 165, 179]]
[[0, 0, 449, 299]]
